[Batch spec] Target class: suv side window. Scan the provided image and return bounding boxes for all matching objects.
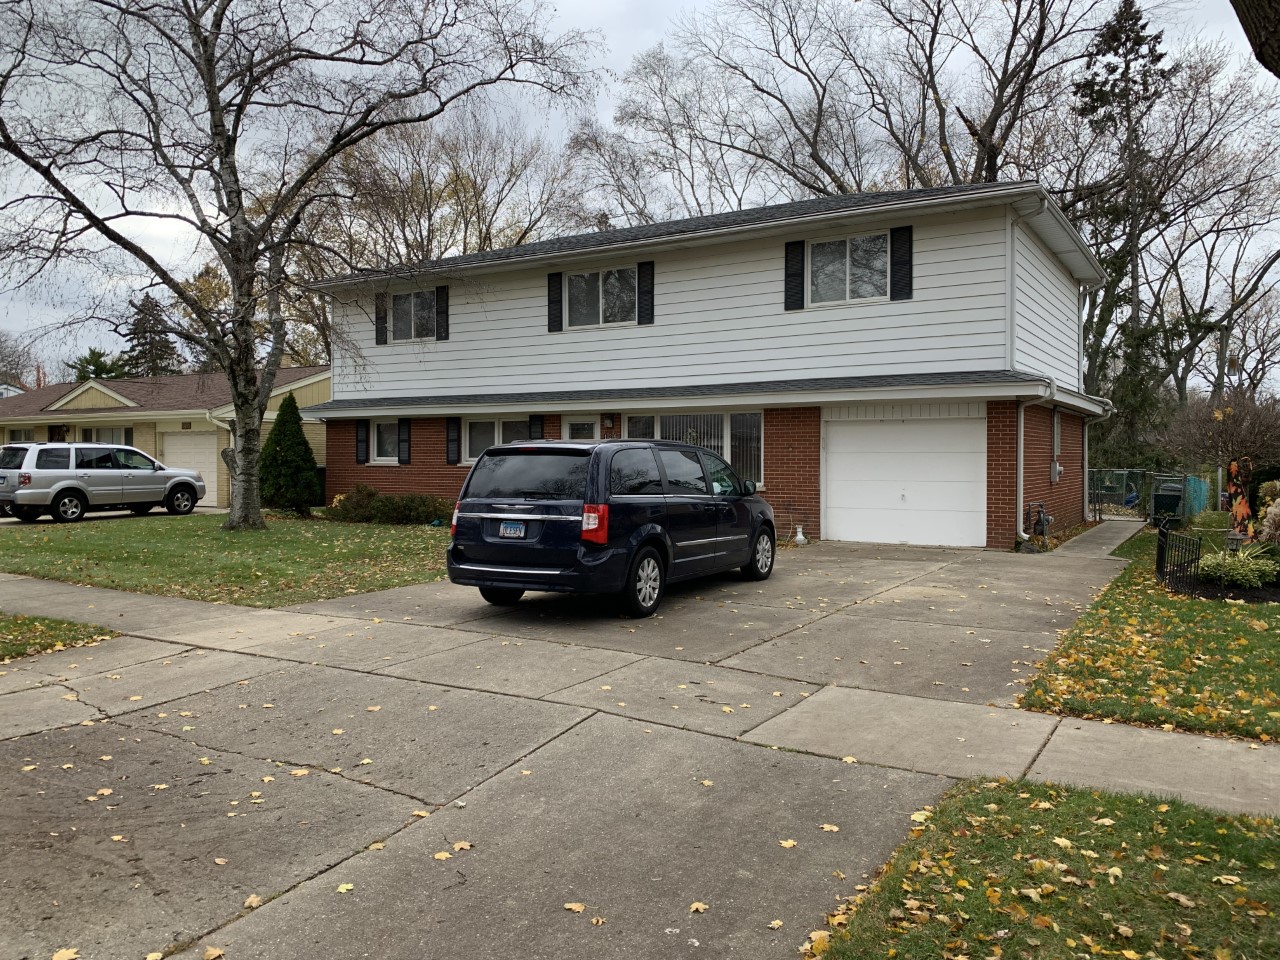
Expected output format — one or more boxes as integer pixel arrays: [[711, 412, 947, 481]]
[[35, 448, 71, 470], [609, 448, 664, 496], [657, 449, 709, 495], [114, 448, 154, 470], [75, 448, 116, 470], [704, 453, 742, 497]]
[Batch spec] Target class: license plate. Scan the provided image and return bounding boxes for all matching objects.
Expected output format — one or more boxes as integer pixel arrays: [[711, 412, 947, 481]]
[[498, 520, 526, 539]]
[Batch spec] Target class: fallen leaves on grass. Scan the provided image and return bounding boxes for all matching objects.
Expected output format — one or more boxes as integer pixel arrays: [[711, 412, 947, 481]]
[[804, 779, 1280, 960], [1020, 540, 1280, 740]]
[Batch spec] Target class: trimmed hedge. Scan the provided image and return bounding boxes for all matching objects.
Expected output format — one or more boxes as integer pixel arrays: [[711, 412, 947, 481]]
[[326, 484, 452, 526]]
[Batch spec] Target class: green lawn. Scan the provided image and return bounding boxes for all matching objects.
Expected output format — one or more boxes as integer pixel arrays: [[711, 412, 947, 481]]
[[0, 611, 116, 661], [0, 513, 450, 607], [1021, 513, 1280, 741], [816, 779, 1279, 960]]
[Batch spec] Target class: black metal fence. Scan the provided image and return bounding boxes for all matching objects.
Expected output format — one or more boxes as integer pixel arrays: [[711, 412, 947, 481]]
[[1155, 523, 1201, 594]]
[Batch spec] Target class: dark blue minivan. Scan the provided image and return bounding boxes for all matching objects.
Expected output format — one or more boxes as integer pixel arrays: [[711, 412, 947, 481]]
[[447, 439, 776, 616]]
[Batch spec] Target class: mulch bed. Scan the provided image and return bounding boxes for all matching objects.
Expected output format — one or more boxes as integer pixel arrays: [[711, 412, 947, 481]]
[[1189, 582, 1280, 604]]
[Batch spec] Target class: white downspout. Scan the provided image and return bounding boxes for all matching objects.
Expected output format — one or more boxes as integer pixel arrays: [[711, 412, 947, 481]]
[[1016, 377, 1057, 542], [1082, 399, 1115, 519]]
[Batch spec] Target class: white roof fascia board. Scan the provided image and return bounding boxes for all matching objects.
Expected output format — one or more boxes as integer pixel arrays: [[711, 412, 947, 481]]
[[314, 184, 1048, 293], [46, 380, 140, 411], [309, 380, 1104, 421]]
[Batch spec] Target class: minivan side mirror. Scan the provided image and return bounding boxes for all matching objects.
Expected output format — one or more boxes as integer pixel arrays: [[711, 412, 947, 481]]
[[743, 480, 757, 495]]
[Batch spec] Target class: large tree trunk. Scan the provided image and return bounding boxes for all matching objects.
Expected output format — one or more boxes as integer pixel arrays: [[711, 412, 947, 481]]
[[224, 390, 267, 531]]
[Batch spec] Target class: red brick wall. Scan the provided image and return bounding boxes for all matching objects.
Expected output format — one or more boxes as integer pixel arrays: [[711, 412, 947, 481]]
[[325, 414, 562, 504], [763, 407, 822, 540], [986, 401, 1085, 549], [987, 401, 1018, 548], [1022, 405, 1085, 537]]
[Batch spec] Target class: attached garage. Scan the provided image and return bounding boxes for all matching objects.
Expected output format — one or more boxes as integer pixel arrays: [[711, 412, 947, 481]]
[[821, 403, 987, 547], [160, 431, 222, 505]]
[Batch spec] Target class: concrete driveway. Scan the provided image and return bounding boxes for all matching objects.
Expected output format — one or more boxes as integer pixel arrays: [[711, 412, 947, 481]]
[[4, 522, 1275, 959]]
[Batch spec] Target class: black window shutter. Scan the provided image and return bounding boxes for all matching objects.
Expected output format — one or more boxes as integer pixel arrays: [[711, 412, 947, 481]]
[[889, 226, 913, 301], [435, 285, 449, 341], [124, 427, 134, 447], [547, 272, 563, 332], [374, 294, 388, 345], [528, 415, 544, 440], [784, 241, 805, 311], [637, 261, 655, 325], [355, 419, 370, 464], [397, 418, 411, 465], [445, 417, 461, 465]]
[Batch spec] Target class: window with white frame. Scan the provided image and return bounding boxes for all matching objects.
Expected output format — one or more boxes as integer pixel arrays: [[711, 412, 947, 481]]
[[566, 268, 637, 327], [809, 232, 889, 304], [8, 428, 34, 443], [624, 411, 762, 484], [391, 290, 435, 341], [464, 418, 530, 461], [371, 420, 400, 463], [564, 417, 599, 441]]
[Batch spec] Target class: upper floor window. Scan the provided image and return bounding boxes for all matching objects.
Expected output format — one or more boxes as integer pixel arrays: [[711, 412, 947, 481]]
[[809, 233, 889, 304], [392, 291, 436, 341], [567, 268, 638, 327]]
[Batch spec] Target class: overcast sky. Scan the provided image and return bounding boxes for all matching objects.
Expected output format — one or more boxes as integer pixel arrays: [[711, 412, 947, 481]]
[[0, 0, 1261, 365]]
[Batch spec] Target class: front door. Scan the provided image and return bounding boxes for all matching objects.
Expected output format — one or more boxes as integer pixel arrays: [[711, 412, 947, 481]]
[[656, 448, 717, 578], [73, 447, 122, 505]]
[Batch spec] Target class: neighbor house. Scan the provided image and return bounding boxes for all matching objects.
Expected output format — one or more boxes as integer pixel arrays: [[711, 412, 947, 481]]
[[0, 366, 330, 507], [307, 182, 1108, 548]]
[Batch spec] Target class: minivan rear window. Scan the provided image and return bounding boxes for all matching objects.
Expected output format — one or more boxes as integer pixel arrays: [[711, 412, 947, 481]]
[[0, 446, 27, 470], [466, 450, 591, 500]]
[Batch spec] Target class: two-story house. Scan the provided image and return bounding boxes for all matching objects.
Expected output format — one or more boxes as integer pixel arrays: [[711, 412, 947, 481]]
[[308, 181, 1108, 549]]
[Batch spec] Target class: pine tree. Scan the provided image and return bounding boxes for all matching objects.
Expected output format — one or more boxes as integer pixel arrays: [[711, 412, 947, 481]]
[[65, 347, 129, 382], [259, 392, 321, 516], [120, 294, 184, 377]]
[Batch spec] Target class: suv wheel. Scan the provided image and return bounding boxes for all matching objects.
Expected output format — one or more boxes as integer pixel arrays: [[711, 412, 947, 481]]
[[12, 505, 42, 523], [53, 491, 87, 523], [166, 486, 196, 515], [479, 587, 524, 606], [741, 528, 775, 581], [620, 545, 665, 618]]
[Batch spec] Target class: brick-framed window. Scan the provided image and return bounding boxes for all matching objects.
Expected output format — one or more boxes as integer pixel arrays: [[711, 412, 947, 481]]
[[622, 411, 763, 484]]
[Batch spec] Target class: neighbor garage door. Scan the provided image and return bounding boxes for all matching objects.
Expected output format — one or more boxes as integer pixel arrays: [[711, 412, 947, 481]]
[[161, 432, 221, 506], [822, 407, 986, 547]]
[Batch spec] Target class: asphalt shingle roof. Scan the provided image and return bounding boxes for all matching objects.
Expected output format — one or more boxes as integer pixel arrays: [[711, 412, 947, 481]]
[[0, 366, 329, 418]]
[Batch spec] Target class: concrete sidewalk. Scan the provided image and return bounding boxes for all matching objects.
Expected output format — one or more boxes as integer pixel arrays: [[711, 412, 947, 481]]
[[2, 522, 1277, 960]]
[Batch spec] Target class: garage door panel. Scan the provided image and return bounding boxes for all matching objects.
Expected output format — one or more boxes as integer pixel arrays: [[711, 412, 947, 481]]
[[161, 432, 219, 506], [823, 418, 986, 547], [826, 451, 986, 483]]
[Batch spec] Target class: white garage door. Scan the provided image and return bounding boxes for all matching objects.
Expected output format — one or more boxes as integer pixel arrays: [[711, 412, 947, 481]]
[[823, 417, 986, 547], [161, 432, 220, 506]]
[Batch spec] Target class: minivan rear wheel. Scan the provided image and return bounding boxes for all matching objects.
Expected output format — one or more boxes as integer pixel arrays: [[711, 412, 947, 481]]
[[620, 545, 665, 618], [742, 527, 775, 581], [479, 587, 524, 606]]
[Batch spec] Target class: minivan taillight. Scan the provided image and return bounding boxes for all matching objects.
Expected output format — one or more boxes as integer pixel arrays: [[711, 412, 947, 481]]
[[581, 503, 609, 544], [450, 501, 460, 537], [18, 473, 31, 487]]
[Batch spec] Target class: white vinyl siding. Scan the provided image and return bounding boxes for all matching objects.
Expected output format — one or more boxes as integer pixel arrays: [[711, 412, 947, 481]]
[[1012, 222, 1082, 391], [330, 210, 1012, 399]]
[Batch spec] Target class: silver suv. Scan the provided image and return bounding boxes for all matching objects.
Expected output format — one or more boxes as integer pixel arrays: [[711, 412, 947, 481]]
[[0, 442, 207, 522]]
